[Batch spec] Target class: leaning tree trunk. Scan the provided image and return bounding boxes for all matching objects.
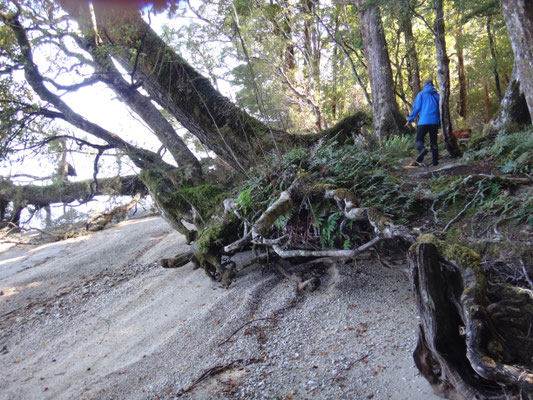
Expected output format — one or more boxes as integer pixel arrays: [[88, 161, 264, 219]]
[[501, 0, 533, 120], [0, 176, 146, 211], [408, 234, 533, 399], [77, 37, 204, 185], [59, 0, 281, 173], [354, 0, 404, 140], [433, 0, 462, 158]]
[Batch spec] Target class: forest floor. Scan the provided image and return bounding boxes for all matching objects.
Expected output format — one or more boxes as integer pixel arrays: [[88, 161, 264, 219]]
[[0, 215, 439, 400]]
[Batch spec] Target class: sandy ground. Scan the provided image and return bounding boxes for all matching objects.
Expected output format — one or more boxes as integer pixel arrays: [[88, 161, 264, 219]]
[[0, 216, 439, 400]]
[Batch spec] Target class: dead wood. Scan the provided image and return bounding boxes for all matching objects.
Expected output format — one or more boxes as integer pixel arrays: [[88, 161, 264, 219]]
[[175, 358, 263, 397], [86, 193, 143, 232], [409, 234, 533, 399], [218, 318, 276, 346], [161, 250, 193, 268]]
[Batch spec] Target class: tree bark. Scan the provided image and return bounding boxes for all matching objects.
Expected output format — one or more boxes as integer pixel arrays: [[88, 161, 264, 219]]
[[59, 0, 281, 173], [486, 63, 531, 135], [432, 0, 462, 158], [399, 0, 421, 104], [0, 176, 146, 210], [456, 21, 467, 120], [501, 0, 533, 120], [354, 0, 404, 139], [486, 16, 502, 103], [1, 11, 184, 186], [409, 235, 533, 399], [75, 35, 204, 185]]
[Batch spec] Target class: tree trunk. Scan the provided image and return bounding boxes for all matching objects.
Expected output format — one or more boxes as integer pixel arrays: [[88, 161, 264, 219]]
[[75, 36, 203, 185], [409, 235, 533, 399], [456, 22, 467, 121], [0, 176, 146, 210], [399, 0, 421, 104], [484, 82, 491, 123], [59, 0, 281, 173], [432, 0, 462, 158], [354, 0, 403, 139], [303, 0, 324, 131], [486, 15, 502, 103], [486, 63, 531, 135], [501, 0, 533, 119]]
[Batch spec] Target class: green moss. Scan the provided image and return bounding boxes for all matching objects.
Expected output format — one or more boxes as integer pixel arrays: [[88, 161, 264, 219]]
[[306, 183, 336, 195], [418, 234, 481, 271], [367, 207, 389, 232], [321, 111, 372, 143], [176, 184, 228, 220], [195, 214, 240, 258]]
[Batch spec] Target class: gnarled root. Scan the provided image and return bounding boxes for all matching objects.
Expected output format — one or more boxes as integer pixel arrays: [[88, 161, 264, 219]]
[[408, 234, 533, 399]]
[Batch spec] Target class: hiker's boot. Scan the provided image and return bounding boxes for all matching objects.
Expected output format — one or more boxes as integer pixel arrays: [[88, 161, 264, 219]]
[[431, 145, 439, 166], [416, 148, 428, 163]]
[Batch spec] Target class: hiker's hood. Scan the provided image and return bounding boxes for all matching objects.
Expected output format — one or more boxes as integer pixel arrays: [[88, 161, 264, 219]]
[[423, 84, 438, 94]]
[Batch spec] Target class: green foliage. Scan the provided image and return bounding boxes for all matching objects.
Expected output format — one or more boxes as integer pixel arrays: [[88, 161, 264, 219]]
[[430, 174, 532, 226], [284, 146, 308, 167], [311, 139, 414, 220], [320, 211, 343, 248], [468, 129, 533, 174], [274, 207, 294, 230], [235, 186, 253, 213], [381, 135, 414, 157]]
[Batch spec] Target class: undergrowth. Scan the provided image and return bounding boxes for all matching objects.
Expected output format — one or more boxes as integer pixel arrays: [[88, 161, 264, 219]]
[[232, 135, 421, 249], [310, 136, 418, 221], [467, 128, 533, 175], [430, 175, 533, 227]]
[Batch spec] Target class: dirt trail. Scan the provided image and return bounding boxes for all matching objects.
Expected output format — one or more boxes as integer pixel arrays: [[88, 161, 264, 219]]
[[0, 216, 438, 399]]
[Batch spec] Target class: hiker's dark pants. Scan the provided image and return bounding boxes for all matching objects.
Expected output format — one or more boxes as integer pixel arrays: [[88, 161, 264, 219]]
[[416, 124, 439, 164], [415, 124, 438, 152]]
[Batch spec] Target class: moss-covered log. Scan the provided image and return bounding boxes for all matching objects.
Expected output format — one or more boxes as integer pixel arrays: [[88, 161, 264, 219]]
[[408, 234, 533, 399]]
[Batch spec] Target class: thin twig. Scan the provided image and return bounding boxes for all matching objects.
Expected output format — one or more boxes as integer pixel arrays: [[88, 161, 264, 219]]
[[342, 352, 372, 372], [443, 186, 483, 232], [2, 222, 62, 238], [521, 259, 533, 290], [175, 358, 263, 397], [218, 318, 276, 346]]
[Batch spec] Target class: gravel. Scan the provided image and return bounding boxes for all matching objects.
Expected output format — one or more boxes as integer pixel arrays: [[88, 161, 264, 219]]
[[0, 216, 439, 400]]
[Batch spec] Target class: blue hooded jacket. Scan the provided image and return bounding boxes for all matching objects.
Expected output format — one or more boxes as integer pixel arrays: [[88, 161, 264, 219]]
[[408, 84, 440, 125]]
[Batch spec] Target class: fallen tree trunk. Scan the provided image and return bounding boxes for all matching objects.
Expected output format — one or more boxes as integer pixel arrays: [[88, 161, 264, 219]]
[[408, 234, 533, 399], [0, 175, 147, 227], [0, 175, 146, 208]]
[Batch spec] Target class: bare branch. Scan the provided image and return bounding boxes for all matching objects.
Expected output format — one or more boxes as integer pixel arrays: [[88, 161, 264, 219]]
[[43, 75, 101, 92], [272, 235, 381, 259]]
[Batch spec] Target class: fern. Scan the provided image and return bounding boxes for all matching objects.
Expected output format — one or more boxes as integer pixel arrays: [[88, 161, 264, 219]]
[[320, 211, 342, 248]]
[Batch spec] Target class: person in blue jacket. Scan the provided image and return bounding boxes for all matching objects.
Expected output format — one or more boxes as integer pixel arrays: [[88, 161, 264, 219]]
[[405, 79, 440, 166]]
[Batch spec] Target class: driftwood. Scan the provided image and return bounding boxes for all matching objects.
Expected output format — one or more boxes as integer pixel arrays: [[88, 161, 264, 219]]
[[86, 193, 143, 231], [161, 250, 193, 269], [408, 234, 533, 399]]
